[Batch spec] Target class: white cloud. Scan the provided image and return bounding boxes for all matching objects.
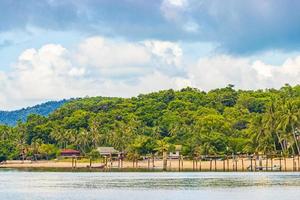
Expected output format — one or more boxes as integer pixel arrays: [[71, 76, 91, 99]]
[[160, 0, 187, 22], [0, 37, 185, 110], [163, 0, 188, 8], [144, 40, 183, 68], [2, 36, 300, 110], [160, 0, 200, 33], [98, 71, 191, 98], [186, 55, 300, 91], [75, 37, 151, 69]]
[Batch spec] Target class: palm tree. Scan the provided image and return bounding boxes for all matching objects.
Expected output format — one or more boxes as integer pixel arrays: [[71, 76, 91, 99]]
[[263, 100, 284, 153], [278, 100, 300, 155], [75, 129, 90, 155], [31, 138, 43, 160], [155, 139, 170, 171], [0, 126, 10, 141], [50, 127, 67, 148], [15, 122, 27, 161], [89, 120, 101, 149], [251, 115, 273, 154], [65, 129, 77, 147], [110, 120, 138, 152]]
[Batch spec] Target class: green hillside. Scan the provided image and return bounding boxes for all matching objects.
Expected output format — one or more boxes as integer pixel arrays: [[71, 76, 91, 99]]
[[1, 84, 300, 161], [0, 100, 69, 126]]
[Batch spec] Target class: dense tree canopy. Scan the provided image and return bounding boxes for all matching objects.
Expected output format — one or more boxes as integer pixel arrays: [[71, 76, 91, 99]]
[[1, 84, 300, 161]]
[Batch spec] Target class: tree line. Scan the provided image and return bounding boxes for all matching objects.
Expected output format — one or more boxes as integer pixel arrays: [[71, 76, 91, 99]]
[[1, 84, 300, 162]]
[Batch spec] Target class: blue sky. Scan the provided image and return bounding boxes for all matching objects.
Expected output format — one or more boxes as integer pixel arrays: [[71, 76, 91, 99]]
[[1, 0, 300, 110]]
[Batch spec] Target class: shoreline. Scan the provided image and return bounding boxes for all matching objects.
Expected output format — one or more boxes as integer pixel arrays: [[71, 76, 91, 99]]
[[1, 157, 300, 172]]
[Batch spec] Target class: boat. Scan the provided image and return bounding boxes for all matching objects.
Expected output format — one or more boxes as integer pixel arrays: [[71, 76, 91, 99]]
[[87, 164, 106, 169], [247, 165, 281, 171]]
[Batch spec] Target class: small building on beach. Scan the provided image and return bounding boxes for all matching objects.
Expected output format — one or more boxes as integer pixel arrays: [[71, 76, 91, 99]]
[[97, 147, 119, 156], [60, 149, 80, 157], [169, 145, 182, 159]]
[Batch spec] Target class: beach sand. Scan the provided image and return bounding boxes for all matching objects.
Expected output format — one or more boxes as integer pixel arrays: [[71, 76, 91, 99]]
[[1, 157, 300, 171]]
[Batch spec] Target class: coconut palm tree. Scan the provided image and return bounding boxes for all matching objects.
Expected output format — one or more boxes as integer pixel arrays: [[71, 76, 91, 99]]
[[277, 100, 300, 155], [89, 120, 101, 149], [251, 115, 273, 154], [263, 100, 284, 153], [50, 127, 67, 148], [75, 129, 90, 155], [155, 139, 170, 171], [15, 122, 27, 161]]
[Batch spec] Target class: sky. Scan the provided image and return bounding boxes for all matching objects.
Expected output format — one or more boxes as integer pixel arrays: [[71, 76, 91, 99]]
[[1, 0, 300, 110]]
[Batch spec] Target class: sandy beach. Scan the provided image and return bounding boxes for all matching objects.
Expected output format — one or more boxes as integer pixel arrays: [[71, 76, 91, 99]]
[[1, 157, 300, 171]]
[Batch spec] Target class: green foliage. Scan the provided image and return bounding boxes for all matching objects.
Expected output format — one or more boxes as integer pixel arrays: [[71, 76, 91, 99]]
[[0, 100, 68, 126], [0, 141, 19, 161], [39, 144, 58, 160], [88, 149, 100, 160], [1, 84, 300, 160]]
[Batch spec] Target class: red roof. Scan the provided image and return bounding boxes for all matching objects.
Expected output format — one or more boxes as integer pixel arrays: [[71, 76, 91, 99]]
[[61, 149, 80, 154]]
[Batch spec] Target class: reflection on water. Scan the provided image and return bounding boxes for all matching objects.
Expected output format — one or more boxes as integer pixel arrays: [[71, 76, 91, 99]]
[[1, 171, 300, 200]]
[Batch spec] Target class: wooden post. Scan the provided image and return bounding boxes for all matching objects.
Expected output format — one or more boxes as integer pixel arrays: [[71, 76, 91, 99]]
[[227, 156, 229, 172], [298, 155, 300, 171], [259, 155, 262, 171], [110, 154, 113, 168], [232, 155, 235, 171], [89, 158, 92, 168], [193, 159, 195, 171], [75, 158, 77, 169], [199, 157, 202, 171], [293, 156, 295, 171], [250, 156, 253, 171], [284, 156, 287, 171], [223, 157, 225, 172], [214, 156, 217, 171], [271, 157, 273, 171], [163, 151, 167, 171], [181, 155, 183, 169], [210, 158, 212, 171], [178, 157, 181, 171], [148, 157, 150, 169], [152, 155, 155, 168], [279, 156, 282, 171], [266, 155, 268, 171], [241, 158, 244, 171], [72, 157, 74, 168], [254, 156, 257, 171], [235, 158, 238, 171]]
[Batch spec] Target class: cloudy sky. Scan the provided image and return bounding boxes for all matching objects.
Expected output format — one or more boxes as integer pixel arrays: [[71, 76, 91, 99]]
[[1, 0, 300, 110]]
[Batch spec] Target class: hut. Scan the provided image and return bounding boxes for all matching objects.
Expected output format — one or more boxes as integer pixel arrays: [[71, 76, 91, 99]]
[[169, 145, 182, 159], [97, 147, 119, 156], [60, 149, 80, 157]]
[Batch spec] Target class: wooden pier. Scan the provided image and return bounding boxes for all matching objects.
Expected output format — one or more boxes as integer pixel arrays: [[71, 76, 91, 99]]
[[94, 154, 300, 172]]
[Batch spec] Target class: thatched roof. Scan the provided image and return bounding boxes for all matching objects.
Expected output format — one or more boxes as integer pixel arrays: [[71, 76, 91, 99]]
[[97, 147, 119, 155]]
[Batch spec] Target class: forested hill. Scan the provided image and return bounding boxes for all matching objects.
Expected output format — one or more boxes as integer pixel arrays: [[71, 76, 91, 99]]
[[1, 84, 300, 161], [0, 100, 69, 126]]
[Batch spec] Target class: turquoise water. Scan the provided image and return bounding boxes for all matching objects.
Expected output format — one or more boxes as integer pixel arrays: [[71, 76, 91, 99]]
[[1, 170, 300, 200]]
